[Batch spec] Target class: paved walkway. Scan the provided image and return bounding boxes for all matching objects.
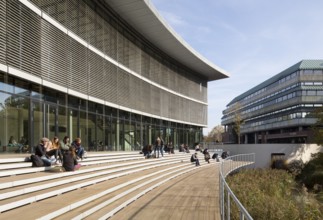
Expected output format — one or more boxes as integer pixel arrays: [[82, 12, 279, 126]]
[[111, 164, 221, 220]]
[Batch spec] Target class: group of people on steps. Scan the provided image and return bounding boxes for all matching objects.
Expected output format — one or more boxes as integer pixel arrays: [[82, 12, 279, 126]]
[[34, 136, 84, 171]]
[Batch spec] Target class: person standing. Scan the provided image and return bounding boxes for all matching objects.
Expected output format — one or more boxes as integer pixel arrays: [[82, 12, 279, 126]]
[[154, 137, 162, 158], [168, 141, 174, 154], [160, 137, 164, 157]]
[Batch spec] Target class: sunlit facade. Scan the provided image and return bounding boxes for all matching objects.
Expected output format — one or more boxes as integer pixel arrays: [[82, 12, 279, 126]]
[[0, 0, 228, 153], [222, 60, 323, 144]]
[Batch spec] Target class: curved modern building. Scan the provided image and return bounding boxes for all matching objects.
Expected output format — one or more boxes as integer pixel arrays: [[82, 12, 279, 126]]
[[0, 0, 228, 152], [222, 60, 323, 144]]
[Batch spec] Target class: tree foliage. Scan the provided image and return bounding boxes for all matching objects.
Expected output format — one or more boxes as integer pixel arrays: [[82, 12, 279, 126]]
[[312, 107, 323, 146], [232, 102, 244, 144], [297, 152, 323, 190], [204, 125, 224, 142]]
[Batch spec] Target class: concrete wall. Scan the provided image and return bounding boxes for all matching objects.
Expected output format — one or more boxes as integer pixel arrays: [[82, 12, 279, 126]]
[[208, 144, 323, 168]]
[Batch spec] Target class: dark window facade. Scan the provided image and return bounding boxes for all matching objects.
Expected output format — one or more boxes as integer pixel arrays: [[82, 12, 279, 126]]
[[222, 61, 323, 144]]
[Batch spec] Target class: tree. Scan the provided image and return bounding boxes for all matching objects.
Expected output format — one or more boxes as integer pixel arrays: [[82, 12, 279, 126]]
[[204, 125, 224, 143], [312, 106, 323, 146], [232, 102, 244, 144], [212, 125, 224, 143]]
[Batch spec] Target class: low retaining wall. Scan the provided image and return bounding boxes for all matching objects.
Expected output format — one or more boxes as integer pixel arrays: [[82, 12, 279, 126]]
[[206, 144, 323, 168]]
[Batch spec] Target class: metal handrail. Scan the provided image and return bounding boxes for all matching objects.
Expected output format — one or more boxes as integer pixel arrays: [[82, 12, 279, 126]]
[[219, 153, 255, 220]]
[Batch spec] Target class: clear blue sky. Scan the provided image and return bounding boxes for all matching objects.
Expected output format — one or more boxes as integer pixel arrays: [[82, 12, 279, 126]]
[[150, 0, 323, 135]]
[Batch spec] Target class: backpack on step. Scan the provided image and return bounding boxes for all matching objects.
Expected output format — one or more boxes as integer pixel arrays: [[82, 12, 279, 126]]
[[31, 155, 44, 167]]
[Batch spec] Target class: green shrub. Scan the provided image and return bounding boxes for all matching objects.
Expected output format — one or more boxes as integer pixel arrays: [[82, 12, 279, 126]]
[[227, 169, 323, 220], [297, 152, 323, 189], [286, 159, 304, 176]]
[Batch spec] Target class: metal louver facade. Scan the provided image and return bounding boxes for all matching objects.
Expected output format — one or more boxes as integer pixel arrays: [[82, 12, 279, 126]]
[[1, 0, 214, 125], [0, 0, 228, 151]]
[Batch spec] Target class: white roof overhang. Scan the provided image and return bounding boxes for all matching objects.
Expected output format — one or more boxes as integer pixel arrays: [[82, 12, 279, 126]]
[[103, 0, 229, 81]]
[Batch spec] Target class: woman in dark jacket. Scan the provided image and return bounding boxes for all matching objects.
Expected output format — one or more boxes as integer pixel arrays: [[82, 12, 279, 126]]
[[63, 146, 81, 171]]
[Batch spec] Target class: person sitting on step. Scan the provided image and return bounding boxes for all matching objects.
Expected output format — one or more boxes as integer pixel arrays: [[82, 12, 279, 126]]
[[191, 152, 200, 166], [62, 146, 81, 171]]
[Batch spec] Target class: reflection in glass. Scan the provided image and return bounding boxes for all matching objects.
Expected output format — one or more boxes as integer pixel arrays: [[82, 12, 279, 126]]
[[14, 79, 30, 96], [69, 109, 78, 144], [118, 118, 124, 151], [46, 104, 56, 139], [33, 101, 44, 148], [134, 121, 141, 151], [0, 93, 29, 152], [79, 110, 88, 151], [96, 114, 104, 150], [88, 112, 105, 151], [105, 116, 112, 150], [57, 106, 68, 139], [124, 119, 135, 151], [111, 117, 118, 151]]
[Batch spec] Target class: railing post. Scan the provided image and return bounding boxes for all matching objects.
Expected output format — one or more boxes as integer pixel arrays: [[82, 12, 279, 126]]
[[221, 180, 224, 220], [227, 192, 230, 220], [240, 210, 244, 220]]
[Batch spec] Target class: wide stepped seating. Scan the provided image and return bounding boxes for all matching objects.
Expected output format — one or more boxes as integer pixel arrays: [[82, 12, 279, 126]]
[[0, 151, 213, 219]]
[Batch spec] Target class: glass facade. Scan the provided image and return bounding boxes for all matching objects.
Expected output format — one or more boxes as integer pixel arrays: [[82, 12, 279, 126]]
[[0, 74, 202, 153]]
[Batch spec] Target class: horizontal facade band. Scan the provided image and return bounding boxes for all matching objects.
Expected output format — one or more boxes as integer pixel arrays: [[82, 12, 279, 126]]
[[18, 0, 207, 106], [3, 64, 207, 127]]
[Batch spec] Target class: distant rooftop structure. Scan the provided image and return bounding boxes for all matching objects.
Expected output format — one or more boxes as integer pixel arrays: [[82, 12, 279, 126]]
[[228, 60, 323, 106]]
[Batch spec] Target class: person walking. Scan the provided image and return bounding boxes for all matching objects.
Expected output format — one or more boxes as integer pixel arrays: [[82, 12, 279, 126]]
[[154, 137, 162, 158]]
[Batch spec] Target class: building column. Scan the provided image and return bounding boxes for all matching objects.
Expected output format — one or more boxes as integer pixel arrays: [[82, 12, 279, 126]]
[[18, 109, 24, 140], [69, 112, 73, 142], [116, 120, 120, 151], [148, 126, 152, 145], [244, 134, 248, 144], [255, 133, 258, 144], [265, 131, 269, 144]]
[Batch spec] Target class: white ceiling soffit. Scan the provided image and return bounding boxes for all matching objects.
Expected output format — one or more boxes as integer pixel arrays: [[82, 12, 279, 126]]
[[104, 0, 230, 81]]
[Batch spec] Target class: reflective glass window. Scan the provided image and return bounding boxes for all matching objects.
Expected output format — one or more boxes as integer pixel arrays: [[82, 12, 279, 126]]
[[14, 78, 30, 96]]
